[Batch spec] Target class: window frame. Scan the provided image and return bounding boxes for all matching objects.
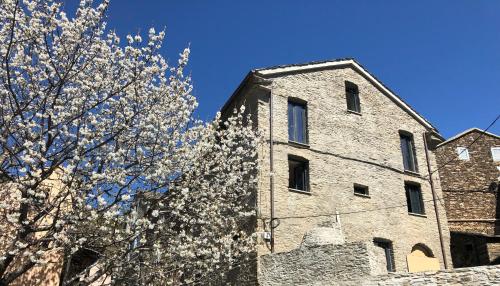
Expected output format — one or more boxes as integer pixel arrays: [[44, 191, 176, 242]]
[[288, 155, 310, 193], [287, 99, 308, 145], [345, 81, 361, 113], [456, 146, 470, 161], [491, 147, 500, 162], [399, 131, 419, 173], [374, 238, 395, 272], [353, 183, 370, 197], [405, 182, 425, 215]]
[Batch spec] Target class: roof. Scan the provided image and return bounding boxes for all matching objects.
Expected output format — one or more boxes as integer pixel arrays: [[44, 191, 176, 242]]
[[221, 58, 439, 131], [436, 128, 500, 148]]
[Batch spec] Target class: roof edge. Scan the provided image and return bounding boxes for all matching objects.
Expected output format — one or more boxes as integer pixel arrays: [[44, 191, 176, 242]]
[[220, 58, 442, 134], [436, 128, 500, 148], [220, 72, 254, 115], [254, 58, 438, 131]]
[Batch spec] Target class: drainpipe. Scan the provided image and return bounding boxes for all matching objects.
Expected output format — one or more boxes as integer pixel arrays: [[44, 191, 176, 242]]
[[423, 132, 448, 269], [252, 74, 275, 253], [268, 88, 276, 253]]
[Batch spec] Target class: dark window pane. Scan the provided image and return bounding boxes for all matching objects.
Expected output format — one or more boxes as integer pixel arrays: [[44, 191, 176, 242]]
[[288, 101, 307, 144], [400, 134, 417, 172], [354, 185, 369, 196], [400, 136, 410, 170], [289, 158, 308, 192], [300, 106, 307, 142], [385, 247, 395, 272], [410, 189, 421, 213], [405, 183, 424, 214], [374, 240, 395, 272], [405, 187, 412, 213], [346, 82, 360, 113], [295, 105, 304, 143], [289, 104, 292, 139]]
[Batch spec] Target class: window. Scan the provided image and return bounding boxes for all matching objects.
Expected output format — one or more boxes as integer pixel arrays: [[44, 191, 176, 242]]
[[492, 147, 500, 162], [374, 239, 395, 272], [457, 147, 470, 160], [354, 184, 369, 196], [288, 100, 308, 144], [288, 156, 309, 192], [345, 81, 360, 113], [400, 132, 418, 172], [405, 183, 425, 215]]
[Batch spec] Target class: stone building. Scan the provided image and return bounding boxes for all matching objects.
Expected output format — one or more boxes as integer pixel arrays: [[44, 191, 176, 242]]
[[0, 170, 103, 286], [221, 58, 452, 279], [434, 128, 500, 267]]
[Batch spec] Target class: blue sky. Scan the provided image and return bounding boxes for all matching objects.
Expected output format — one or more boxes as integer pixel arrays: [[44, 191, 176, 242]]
[[69, 0, 499, 138]]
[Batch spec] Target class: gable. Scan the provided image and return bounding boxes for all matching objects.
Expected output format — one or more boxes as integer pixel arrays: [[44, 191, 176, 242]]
[[436, 128, 500, 148], [253, 59, 438, 132]]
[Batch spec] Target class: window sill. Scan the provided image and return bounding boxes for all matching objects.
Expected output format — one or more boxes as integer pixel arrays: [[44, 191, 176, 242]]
[[354, 193, 371, 198], [288, 141, 310, 149], [403, 170, 421, 177], [408, 212, 427, 218], [289, 188, 312, 195], [347, 110, 362, 116]]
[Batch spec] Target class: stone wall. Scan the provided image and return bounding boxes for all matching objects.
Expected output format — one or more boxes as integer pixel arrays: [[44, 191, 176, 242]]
[[258, 238, 500, 286], [231, 65, 452, 271], [258, 241, 385, 286], [435, 129, 500, 266], [435, 129, 500, 236], [361, 264, 500, 286]]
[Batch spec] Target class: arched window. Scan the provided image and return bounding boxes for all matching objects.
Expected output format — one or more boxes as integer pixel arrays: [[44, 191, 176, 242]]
[[411, 243, 434, 258], [407, 243, 440, 272]]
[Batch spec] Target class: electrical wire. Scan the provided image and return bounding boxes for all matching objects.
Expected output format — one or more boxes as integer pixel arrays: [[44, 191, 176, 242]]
[[154, 114, 500, 285], [423, 113, 500, 180], [269, 113, 500, 221]]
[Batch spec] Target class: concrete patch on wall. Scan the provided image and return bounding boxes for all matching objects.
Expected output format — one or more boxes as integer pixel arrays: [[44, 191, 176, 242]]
[[300, 224, 345, 247]]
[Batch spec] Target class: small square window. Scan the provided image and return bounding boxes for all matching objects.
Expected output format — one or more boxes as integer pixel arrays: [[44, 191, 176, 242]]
[[491, 147, 500, 162], [345, 81, 361, 113], [288, 157, 309, 192], [405, 182, 425, 215], [354, 184, 369, 196], [457, 147, 470, 160]]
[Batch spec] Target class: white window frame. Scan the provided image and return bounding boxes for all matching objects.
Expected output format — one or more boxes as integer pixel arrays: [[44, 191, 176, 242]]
[[491, 147, 500, 162], [456, 147, 470, 161]]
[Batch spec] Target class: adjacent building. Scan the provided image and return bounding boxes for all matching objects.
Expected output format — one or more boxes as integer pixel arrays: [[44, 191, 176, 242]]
[[221, 58, 452, 276], [435, 128, 500, 267], [1, 170, 103, 286]]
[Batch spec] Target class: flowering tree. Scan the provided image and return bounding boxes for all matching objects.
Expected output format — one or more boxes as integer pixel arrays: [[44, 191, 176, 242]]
[[0, 0, 259, 285]]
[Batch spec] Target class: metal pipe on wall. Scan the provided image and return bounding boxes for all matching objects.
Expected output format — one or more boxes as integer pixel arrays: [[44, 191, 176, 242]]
[[423, 132, 448, 269], [269, 89, 275, 253], [251, 74, 275, 253]]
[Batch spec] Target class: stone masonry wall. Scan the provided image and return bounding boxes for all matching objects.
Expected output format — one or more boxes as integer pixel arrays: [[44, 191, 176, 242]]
[[258, 239, 500, 286], [435, 130, 500, 236], [360, 264, 500, 286], [249, 65, 452, 271], [258, 241, 385, 286]]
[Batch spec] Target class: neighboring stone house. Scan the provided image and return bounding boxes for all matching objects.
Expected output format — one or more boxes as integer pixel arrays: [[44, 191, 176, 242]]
[[221, 58, 452, 280], [0, 170, 103, 286], [435, 128, 500, 267], [0, 171, 65, 286]]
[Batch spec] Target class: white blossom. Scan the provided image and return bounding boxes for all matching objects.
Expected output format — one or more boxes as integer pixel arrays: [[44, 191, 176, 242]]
[[0, 0, 259, 285]]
